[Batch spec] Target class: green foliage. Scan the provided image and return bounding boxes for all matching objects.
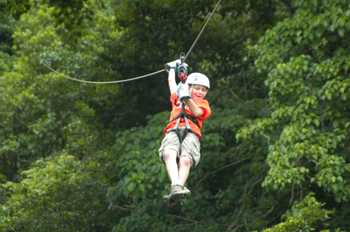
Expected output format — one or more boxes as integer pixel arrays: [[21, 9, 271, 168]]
[[0, 0, 121, 181], [240, 0, 350, 204], [0, 52, 11, 75], [0, 1, 15, 54], [1, 0, 350, 231], [109, 112, 168, 202], [0, 154, 112, 232], [263, 194, 332, 232]]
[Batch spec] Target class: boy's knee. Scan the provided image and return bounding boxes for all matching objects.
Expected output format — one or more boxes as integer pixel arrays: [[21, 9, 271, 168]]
[[179, 156, 192, 167], [162, 149, 177, 162]]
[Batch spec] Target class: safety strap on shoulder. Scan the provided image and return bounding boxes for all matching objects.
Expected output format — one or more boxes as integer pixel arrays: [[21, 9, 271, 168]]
[[169, 101, 196, 143], [172, 111, 199, 128]]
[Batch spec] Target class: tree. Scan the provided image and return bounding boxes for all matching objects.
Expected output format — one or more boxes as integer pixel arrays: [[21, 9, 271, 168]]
[[0, 0, 120, 180], [0, 154, 113, 232], [239, 0, 350, 230]]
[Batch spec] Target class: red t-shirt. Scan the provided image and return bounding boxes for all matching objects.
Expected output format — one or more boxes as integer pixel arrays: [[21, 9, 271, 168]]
[[163, 93, 211, 139]]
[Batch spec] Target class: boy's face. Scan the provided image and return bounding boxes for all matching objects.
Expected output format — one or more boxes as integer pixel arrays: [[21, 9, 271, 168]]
[[190, 84, 208, 99]]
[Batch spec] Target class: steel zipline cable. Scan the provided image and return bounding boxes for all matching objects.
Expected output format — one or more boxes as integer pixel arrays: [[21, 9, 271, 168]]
[[43, 0, 222, 84], [43, 64, 165, 84], [184, 0, 222, 61]]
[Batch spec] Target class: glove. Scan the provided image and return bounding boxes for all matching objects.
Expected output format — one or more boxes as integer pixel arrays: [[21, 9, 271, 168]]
[[176, 83, 190, 101], [165, 59, 181, 71]]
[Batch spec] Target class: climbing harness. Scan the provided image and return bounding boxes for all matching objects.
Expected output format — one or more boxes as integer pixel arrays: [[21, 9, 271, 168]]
[[42, 0, 222, 84], [168, 54, 195, 144], [171, 112, 199, 128], [168, 111, 195, 144]]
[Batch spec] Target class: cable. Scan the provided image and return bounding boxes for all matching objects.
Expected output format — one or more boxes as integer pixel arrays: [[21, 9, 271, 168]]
[[43, 62, 165, 84], [184, 0, 222, 61], [43, 0, 222, 84]]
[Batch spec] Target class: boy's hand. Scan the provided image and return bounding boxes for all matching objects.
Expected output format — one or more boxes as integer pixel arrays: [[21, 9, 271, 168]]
[[165, 59, 181, 71], [177, 83, 190, 101]]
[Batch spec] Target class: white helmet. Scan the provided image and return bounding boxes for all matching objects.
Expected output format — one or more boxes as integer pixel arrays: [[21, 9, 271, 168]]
[[187, 72, 210, 89]]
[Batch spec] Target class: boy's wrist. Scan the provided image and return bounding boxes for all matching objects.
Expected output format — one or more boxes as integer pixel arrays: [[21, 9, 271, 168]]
[[181, 96, 191, 102]]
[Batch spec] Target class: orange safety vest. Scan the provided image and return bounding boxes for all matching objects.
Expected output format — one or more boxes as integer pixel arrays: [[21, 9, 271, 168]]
[[163, 93, 211, 139]]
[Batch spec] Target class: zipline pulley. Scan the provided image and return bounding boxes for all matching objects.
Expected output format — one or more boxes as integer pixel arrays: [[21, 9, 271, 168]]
[[177, 53, 189, 83]]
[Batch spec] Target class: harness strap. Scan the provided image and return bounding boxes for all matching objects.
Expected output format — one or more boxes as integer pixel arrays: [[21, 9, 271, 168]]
[[169, 103, 197, 144], [169, 117, 191, 143], [172, 111, 200, 128]]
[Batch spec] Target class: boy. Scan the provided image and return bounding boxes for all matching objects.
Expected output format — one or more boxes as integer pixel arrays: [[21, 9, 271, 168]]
[[159, 60, 212, 198]]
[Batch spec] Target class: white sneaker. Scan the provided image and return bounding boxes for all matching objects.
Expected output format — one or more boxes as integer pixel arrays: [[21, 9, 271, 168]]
[[171, 185, 191, 195], [181, 186, 191, 195]]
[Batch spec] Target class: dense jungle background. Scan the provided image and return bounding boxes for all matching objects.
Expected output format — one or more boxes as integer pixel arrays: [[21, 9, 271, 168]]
[[1, 0, 350, 231]]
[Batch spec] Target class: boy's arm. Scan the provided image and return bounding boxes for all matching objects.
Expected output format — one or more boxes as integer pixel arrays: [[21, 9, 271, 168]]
[[183, 98, 203, 117], [177, 83, 204, 117], [168, 69, 177, 94]]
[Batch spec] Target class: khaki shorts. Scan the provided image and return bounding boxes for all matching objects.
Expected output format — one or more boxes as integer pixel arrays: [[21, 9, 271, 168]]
[[159, 131, 201, 167]]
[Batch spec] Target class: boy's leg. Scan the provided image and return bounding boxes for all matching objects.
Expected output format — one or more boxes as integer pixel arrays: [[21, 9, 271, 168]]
[[163, 149, 180, 185], [159, 132, 200, 196], [178, 155, 192, 186], [177, 133, 201, 194], [159, 132, 181, 186]]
